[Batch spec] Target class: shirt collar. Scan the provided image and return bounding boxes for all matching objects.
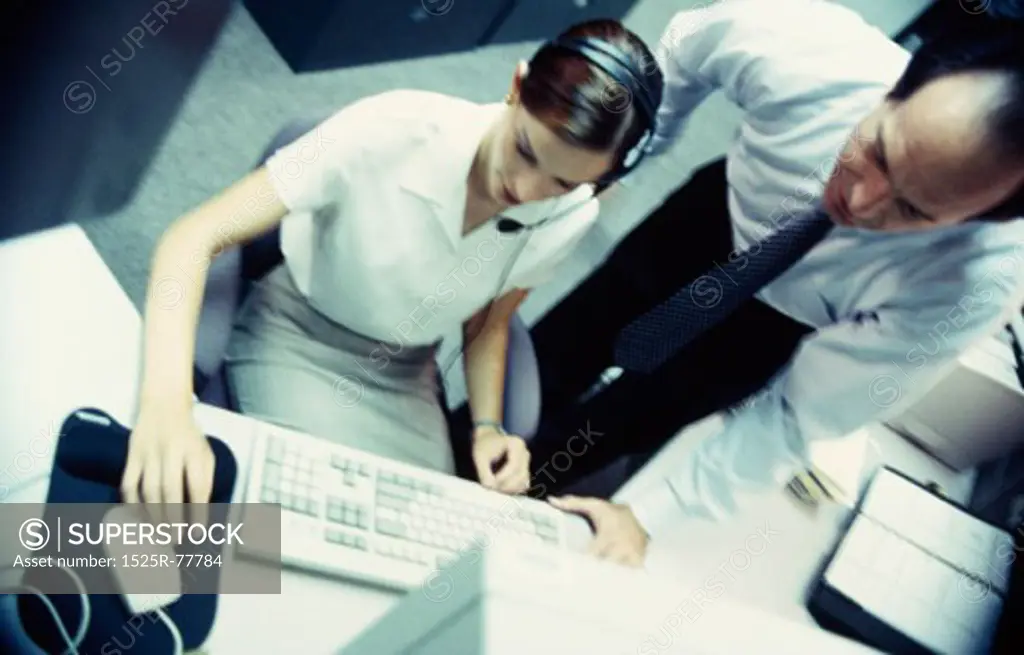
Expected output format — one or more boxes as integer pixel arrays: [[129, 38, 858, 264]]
[[396, 102, 592, 247], [397, 103, 500, 248]]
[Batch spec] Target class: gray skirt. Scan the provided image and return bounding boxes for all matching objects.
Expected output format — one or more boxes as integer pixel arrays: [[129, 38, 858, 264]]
[[223, 264, 455, 474]]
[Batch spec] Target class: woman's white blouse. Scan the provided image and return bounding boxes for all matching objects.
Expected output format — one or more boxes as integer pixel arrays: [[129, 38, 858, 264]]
[[265, 89, 600, 346]]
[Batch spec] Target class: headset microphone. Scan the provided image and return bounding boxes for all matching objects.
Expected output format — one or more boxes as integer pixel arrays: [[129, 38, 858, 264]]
[[496, 218, 527, 233]]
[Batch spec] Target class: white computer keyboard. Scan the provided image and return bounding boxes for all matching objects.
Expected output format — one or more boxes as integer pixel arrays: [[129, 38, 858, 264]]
[[238, 422, 588, 591]]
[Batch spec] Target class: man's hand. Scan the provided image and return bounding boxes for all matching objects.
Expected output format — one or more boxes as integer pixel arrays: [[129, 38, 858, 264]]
[[472, 426, 531, 494], [549, 495, 649, 567]]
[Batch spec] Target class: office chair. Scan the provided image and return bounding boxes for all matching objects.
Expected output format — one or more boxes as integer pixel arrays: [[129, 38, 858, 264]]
[[192, 117, 544, 459]]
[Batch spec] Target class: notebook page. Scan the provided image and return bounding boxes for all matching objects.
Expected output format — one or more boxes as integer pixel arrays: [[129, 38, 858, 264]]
[[858, 468, 1015, 594], [824, 516, 1005, 654]]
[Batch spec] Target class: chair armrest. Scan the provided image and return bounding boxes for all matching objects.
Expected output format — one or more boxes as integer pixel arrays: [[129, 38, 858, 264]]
[[193, 246, 243, 388], [502, 313, 541, 441]]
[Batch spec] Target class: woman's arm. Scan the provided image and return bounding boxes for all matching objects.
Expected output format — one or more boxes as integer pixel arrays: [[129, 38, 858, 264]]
[[124, 166, 289, 505], [462, 288, 534, 493], [462, 288, 529, 429], [139, 166, 288, 413]]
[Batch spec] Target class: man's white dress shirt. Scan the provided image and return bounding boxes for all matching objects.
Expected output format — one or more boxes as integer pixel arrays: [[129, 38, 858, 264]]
[[265, 89, 599, 347], [630, 0, 1024, 530]]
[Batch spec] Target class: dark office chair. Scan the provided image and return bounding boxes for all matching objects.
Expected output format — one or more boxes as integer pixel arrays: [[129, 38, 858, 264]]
[[192, 118, 544, 461]]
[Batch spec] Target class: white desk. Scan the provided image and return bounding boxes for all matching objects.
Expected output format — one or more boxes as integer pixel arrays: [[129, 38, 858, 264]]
[[614, 415, 976, 628], [0, 225, 142, 501], [0, 224, 971, 652], [0, 225, 405, 653]]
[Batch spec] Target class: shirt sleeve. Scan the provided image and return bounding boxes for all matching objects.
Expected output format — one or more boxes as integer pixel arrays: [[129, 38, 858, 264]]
[[647, 0, 906, 156], [263, 91, 407, 213], [629, 262, 1023, 532]]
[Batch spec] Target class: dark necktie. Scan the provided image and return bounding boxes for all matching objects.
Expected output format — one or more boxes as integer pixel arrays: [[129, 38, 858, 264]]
[[613, 206, 834, 374]]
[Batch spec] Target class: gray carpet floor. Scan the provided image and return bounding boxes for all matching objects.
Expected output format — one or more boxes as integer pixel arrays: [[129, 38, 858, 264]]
[[76, 1, 925, 403], [79, 1, 744, 318]]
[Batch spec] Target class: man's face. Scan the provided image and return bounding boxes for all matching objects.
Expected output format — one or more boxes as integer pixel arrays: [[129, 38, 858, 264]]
[[824, 72, 1024, 232]]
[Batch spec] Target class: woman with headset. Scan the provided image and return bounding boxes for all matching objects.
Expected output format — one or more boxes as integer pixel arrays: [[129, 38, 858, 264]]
[[122, 19, 663, 507]]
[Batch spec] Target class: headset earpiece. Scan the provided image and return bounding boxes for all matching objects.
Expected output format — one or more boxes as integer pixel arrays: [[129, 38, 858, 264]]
[[605, 127, 652, 183]]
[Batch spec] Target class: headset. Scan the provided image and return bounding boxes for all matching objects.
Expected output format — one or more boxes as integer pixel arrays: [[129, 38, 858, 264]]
[[549, 35, 664, 185], [439, 34, 663, 385], [493, 34, 663, 235]]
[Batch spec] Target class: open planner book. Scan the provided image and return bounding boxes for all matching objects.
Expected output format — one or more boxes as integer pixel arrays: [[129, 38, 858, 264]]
[[813, 467, 1017, 655]]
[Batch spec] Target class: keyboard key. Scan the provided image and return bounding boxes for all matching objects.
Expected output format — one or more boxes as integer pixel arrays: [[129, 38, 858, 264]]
[[261, 489, 280, 504], [380, 483, 416, 501], [267, 439, 287, 464], [358, 463, 370, 476], [377, 494, 412, 512], [344, 471, 357, 487], [331, 454, 347, 470], [377, 544, 406, 561], [355, 536, 368, 550], [377, 518, 408, 539], [263, 462, 282, 484], [327, 506, 345, 524]]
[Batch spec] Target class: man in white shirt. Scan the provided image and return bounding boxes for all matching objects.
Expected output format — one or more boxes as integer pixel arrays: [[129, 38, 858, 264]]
[[527, 1, 1024, 566]]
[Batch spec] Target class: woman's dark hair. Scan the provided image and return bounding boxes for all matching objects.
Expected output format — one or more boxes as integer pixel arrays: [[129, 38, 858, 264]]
[[519, 19, 663, 174], [889, 14, 1024, 220]]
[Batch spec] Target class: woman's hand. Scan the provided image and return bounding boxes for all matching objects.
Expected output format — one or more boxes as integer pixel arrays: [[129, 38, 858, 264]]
[[471, 425, 531, 494], [121, 402, 215, 505]]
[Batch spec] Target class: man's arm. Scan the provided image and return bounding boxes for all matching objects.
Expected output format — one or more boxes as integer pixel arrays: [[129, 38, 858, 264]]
[[628, 276, 1021, 531], [647, 0, 907, 156]]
